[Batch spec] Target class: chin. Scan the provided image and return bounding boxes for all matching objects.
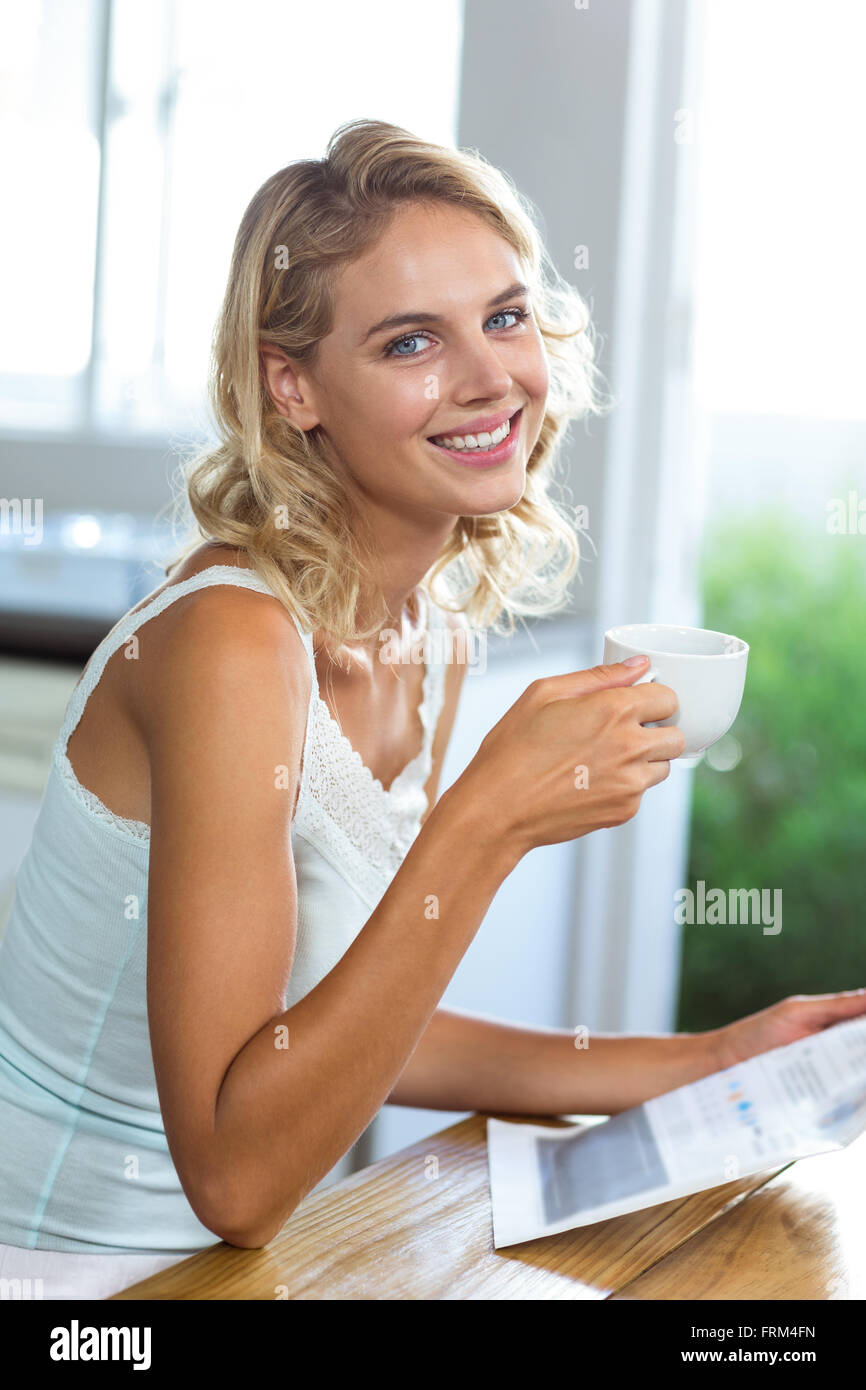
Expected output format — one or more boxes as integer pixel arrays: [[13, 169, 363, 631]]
[[456, 475, 526, 515]]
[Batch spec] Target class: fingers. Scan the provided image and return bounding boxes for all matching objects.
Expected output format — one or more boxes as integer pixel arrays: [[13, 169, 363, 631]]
[[629, 681, 680, 722], [525, 665, 678, 719], [786, 989, 866, 1027], [644, 725, 687, 761], [528, 658, 652, 702], [643, 758, 672, 788]]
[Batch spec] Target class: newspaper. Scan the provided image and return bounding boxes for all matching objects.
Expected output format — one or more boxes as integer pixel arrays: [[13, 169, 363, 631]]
[[487, 1014, 866, 1248]]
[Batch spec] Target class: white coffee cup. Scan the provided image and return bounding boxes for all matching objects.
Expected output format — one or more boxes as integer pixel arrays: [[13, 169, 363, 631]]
[[603, 623, 749, 757]]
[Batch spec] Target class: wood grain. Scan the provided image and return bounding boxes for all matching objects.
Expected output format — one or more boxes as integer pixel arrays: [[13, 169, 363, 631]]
[[109, 1114, 788, 1301], [611, 1128, 866, 1300]]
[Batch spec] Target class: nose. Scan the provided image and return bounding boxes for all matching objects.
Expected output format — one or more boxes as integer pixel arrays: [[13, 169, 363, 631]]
[[449, 330, 514, 406]]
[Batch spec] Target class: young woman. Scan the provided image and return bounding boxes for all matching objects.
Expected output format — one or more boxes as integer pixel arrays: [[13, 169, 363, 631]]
[[0, 119, 862, 1301]]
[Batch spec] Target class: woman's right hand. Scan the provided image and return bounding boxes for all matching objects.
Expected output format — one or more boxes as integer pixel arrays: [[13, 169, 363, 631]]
[[458, 656, 687, 857]]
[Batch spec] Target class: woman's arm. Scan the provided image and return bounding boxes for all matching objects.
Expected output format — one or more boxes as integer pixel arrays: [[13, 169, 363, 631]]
[[143, 588, 522, 1251], [394, 625, 866, 1116], [386, 1007, 721, 1115], [144, 594, 685, 1250], [398, 620, 718, 1117], [387, 994, 866, 1117]]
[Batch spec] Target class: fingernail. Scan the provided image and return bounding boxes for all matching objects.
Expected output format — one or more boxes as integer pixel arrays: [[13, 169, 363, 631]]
[[623, 654, 649, 666]]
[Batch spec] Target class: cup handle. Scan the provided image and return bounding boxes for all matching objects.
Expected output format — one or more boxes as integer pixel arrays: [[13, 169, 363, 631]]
[[632, 665, 659, 686], [633, 665, 662, 729]]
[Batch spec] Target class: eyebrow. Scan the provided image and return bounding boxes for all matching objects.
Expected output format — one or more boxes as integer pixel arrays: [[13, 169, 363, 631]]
[[360, 281, 530, 345]]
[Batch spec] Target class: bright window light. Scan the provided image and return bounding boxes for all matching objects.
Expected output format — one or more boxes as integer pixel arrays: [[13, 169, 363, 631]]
[[0, 0, 464, 437], [693, 0, 866, 420]]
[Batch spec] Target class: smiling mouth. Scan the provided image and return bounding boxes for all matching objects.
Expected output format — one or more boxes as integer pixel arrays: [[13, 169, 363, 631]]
[[427, 409, 522, 453]]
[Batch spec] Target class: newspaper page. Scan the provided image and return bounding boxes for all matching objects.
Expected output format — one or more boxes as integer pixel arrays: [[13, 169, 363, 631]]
[[487, 1014, 866, 1248]]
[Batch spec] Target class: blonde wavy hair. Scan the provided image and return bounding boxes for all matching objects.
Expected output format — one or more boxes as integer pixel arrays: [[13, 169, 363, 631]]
[[166, 117, 611, 646]]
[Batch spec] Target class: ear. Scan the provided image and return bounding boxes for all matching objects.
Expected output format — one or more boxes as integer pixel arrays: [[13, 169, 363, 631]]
[[260, 344, 321, 429]]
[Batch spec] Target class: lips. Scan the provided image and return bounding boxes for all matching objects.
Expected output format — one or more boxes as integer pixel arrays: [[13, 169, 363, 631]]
[[426, 406, 522, 446], [427, 408, 523, 467]]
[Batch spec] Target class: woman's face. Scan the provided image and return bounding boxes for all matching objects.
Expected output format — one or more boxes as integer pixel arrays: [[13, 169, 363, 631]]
[[272, 200, 550, 523]]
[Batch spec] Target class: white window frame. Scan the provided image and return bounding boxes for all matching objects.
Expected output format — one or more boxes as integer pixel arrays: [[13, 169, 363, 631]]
[[568, 0, 709, 1033]]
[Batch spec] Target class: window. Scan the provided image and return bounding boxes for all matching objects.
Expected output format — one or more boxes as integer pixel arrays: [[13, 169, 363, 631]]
[[0, 0, 464, 440], [693, 0, 866, 423], [677, 0, 866, 1031]]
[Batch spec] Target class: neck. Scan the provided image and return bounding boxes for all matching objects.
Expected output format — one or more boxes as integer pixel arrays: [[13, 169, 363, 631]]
[[336, 501, 456, 661]]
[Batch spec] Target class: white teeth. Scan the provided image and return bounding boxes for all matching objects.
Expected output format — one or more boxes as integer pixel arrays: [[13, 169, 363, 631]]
[[432, 416, 513, 451]]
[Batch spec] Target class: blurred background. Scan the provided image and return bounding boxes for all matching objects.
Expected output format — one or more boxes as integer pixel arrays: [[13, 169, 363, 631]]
[[1, 0, 864, 1178]]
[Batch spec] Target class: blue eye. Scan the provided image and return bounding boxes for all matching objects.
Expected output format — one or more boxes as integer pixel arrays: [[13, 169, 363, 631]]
[[387, 333, 431, 358], [384, 306, 530, 358]]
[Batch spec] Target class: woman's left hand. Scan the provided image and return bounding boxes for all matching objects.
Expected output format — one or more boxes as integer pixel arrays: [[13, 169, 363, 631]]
[[712, 988, 866, 1072]]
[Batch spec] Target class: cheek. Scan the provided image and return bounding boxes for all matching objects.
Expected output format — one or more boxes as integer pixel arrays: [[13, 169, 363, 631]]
[[523, 337, 551, 402], [362, 372, 431, 442]]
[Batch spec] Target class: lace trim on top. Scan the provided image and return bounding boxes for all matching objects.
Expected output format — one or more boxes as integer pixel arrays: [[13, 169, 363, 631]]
[[52, 567, 449, 900], [292, 589, 447, 907]]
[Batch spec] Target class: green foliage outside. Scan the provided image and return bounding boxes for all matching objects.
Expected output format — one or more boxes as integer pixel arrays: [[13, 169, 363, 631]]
[[675, 509, 866, 1032]]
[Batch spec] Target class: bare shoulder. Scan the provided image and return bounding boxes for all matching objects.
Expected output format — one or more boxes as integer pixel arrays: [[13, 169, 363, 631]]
[[420, 604, 473, 822], [429, 602, 470, 719], [129, 546, 311, 743], [440, 605, 470, 633], [439, 604, 473, 688], [437, 605, 470, 738]]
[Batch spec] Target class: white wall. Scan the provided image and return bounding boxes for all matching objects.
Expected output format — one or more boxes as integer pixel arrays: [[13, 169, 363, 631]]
[[455, 0, 635, 621]]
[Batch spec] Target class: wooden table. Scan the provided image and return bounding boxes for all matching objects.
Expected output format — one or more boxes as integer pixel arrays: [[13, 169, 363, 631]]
[[109, 1115, 866, 1301]]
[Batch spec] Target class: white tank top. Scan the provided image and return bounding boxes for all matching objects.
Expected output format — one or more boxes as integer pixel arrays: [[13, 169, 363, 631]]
[[0, 564, 448, 1256]]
